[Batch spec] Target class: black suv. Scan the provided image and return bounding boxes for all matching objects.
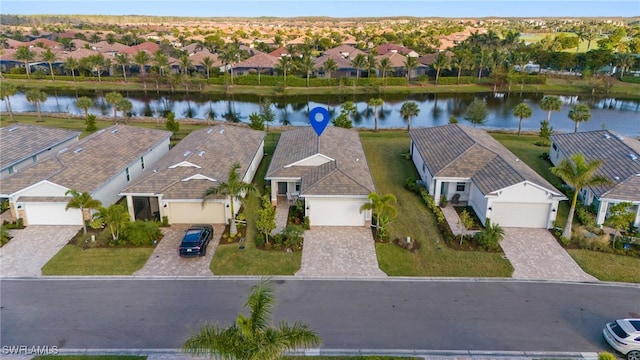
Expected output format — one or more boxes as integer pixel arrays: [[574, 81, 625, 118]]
[[179, 224, 213, 257]]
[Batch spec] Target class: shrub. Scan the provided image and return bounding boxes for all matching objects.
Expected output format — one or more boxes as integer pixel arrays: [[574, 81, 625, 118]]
[[121, 220, 162, 246], [331, 113, 352, 129], [437, 76, 476, 85], [598, 352, 617, 360], [161, 216, 169, 227], [282, 224, 304, 250], [302, 216, 310, 230], [85, 114, 97, 132], [576, 204, 596, 227], [405, 177, 419, 193], [474, 219, 504, 251], [0, 225, 12, 247]]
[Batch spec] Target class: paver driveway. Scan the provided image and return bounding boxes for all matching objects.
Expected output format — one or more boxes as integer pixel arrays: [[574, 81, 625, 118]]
[[0, 226, 79, 277], [296, 226, 386, 277], [500, 228, 597, 282], [134, 224, 225, 277]]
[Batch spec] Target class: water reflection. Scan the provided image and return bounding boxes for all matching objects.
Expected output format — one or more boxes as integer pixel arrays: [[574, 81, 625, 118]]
[[3, 90, 639, 136]]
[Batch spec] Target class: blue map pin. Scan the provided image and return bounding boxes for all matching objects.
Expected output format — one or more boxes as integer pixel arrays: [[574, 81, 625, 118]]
[[309, 107, 330, 137]]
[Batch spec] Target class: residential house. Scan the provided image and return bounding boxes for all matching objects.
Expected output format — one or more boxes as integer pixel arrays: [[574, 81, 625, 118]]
[[314, 45, 367, 78], [0, 125, 171, 226], [266, 126, 375, 227], [120, 125, 265, 225], [375, 52, 428, 78], [233, 52, 280, 76], [549, 130, 640, 228], [410, 124, 566, 229], [374, 44, 419, 57], [0, 124, 80, 179]]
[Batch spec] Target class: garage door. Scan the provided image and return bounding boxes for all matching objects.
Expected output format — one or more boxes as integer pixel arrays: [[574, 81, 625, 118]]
[[308, 198, 365, 226], [167, 202, 225, 224], [24, 202, 83, 225], [490, 202, 550, 228]]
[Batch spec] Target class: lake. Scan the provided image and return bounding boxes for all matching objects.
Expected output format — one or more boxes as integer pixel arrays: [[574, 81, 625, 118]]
[[3, 91, 639, 136]]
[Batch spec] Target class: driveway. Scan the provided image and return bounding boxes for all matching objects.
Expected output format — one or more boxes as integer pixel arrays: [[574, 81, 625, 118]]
[[500, 228, 597, 282], [0, 225, 79, 277], [296, 226, 386, 277], [134, 224, 225, 277]]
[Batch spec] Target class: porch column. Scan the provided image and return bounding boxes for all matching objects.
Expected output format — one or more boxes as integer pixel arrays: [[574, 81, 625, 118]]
[[433, 179, 442, 206], [271, 184, 278, 206], [596, 200, 608, 226], [125, 195, 135, 221], [634, 204, 640, 228]]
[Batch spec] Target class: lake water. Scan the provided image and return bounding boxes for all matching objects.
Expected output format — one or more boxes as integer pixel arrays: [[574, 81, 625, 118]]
[[3, 91, 639, 136]]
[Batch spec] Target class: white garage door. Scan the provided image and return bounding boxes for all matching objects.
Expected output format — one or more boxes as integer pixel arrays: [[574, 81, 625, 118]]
[[24, 202, 83, 225], [309, 198, 365, 226], [490, 202, 550, 228], [167, 202, 225, 224]]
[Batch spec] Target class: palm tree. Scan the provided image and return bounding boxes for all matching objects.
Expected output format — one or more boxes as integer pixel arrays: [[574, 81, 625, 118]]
[[219, 43, 240, 86], [152, 50, 169, 77], [93, 204, 130, 242], [182, 279, 322, 360], [105, 91, 124, 124], [88, 54, 106, 82], [298, 54, 315, 87], [0, 82, 17, 122], [359, 192, 398, 239], [65, 189, 102, 234], [41, 48, 57, 80], [117, 98, 133, 124], [25, 89, 47, 122], [513, 103, 532, 136], [432, 52, 451, 86], [551, 153, 611, 239], [63, 57, 79, 81], [341, 101, 357, 123], [200, 56, 215, 81], [133, 50, 150, 76], [400, 101, 420, 131], [368, 98, 384, 132], [366, 52, 377, 78], [203, 162, 258, 236], [114, 53, 129, 82], [276, 55, 292, 87], [76, 96, 94, 119], [378, 57, 392, 84], [452, 50, 473, 85], [15, 45, 35, 79], [568, 104, 591, 133], [540, 96, 562, 123], [178, 53, 193, 75], [321, 57, 337, 79], [350, 53, 366, 83], [403, 55, 418, 82]]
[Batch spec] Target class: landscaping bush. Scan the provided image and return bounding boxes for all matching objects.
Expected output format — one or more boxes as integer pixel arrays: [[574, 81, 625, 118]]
[[620, 75, 640, 84], [575, 203, 596, 227], [437, 76, 476, 85], [0, 225, 12, 247], [282, 224, 304, 251], [121, 220, 162, 246]]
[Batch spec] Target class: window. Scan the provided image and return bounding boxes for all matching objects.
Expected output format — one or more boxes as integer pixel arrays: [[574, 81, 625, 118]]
[[8, 166, 14, 174], [32, 155, 37, 162], [140, 156, 145, 169], [552, 143, 557, 151], [126, 168, 130, 181], [422, 163, 426, 173], [456, 182, 466, 192]]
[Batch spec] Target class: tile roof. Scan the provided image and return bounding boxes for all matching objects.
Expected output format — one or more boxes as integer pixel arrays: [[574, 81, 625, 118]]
[[550, 130, 640, 201], [0, 124, 80, 171], [266, 126, 375, 196], [410, 124, 562, 195], [234, 52, 280, 69], [1, 125, 171, 196], [121, 125, 265, 200]]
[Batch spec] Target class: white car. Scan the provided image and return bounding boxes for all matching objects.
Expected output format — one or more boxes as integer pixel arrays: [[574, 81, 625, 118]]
[[603, 319, 640, 360]]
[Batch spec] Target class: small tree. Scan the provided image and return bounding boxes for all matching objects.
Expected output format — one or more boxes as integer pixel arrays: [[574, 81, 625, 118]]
[[76, 96, 94, 119], [605, 202, 634, 247], [513, 102, 532, 136], [540, 95, 562, 123], [359, 192, 397, 239], [539, 119, 554, 141], [474, 218, 504, 251], [25, 89, 47, 122], [568, 104, 591, 133], [464, 98, 488, 127], [85, 114, 98, 133], [331, 112, 352, 129], [93, 204, 130, 242], [165, 111, 180, 139], [458, 209, 474, 245], [400, 101, 420, 131], [105, 91, 124, 124], [256, 195, 276, 245], [65, 189, 102, 234], [117, 98, 133, 124], [368, 98, 384, 132], [248, 112, 265, 131], [0, 82, 17, 122]]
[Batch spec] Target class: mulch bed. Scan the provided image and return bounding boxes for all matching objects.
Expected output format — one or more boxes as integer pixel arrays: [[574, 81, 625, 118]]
[[218, 225, 247, 244]]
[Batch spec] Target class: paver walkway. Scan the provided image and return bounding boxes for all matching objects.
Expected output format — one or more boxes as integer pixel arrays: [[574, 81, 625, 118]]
[[500, 228, 597, 282], [0, 225, 79, 277], [134, 224, 225, 277], [274, 196, 289, 234], [296, 226, 386, 277]]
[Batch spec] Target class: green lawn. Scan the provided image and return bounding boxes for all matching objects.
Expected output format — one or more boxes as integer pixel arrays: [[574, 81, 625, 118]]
[[360, 131, 514, 277], [568, 250, 640, 283], [41, 245, 154, 275], [211, 133, 302, 275]]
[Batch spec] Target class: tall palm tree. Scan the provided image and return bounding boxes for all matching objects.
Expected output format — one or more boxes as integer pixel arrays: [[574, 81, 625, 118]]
[[513, 103, 532, 136], [41, 48, 57, 80], [350, 53, 366, 83], [568, 104, 591, 133], [0, 82, 17, 122], [25, 89, 47, 122], [321, 57, 337, 79], [551, 153, 610, 239], [377, 57, 392, 84], [403, 55, 418, 82], [432, 52, 451, 86], [540, 96, 563, 123], [203, 162, 258, 236], [276, 55, 292, 87], [183, 279, 322, 360], [368, 98, 384, 132], [15, 45, 35, 79], [76, 96, 94, 119], [219, 43, 240, 86], [133, 50, 150, 76], [200, 56, 215, 81], [114, 53, 129, 82], [63, 57, 79, 81], [400, 101, 420, 131], [366, 52, 378, 78], [105, 91, 124, 124], [152, 50, 169, 77], [117, 98, 133, 124], [452, 50, 473, 85], [359, 192, 398, 239], [298, 54, 315, 87], [65, 189, 102, 234], [178, 53, 193, 75]]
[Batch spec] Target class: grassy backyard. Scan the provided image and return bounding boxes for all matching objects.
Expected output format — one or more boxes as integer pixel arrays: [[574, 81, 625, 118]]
[[360, 131, 514, 277], [41, 245, 153, 275]]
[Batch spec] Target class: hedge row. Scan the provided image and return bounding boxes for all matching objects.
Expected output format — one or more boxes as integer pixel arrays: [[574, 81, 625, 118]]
[[621, 75, 640, 84], [436, 76, 477, 85]]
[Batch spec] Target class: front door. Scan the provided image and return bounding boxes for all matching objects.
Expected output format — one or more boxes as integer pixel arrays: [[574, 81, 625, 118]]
[[277, 182, 287, 195], [133, 197, 152, 220]]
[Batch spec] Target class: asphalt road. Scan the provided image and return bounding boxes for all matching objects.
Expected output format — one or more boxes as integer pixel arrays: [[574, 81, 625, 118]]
[[1, 278, 639, 352]]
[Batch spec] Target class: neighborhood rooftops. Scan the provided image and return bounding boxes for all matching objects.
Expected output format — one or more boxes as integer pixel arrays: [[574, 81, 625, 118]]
[[121, 125, 265, 200], [0, 125, 172, 196], [551, 130, 640, 201], [410, 124, 563, 196], [0, 124, 80, 171]]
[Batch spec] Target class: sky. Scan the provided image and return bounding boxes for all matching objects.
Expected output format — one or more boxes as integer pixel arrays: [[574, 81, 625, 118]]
[[1, 0, 639, 18]]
